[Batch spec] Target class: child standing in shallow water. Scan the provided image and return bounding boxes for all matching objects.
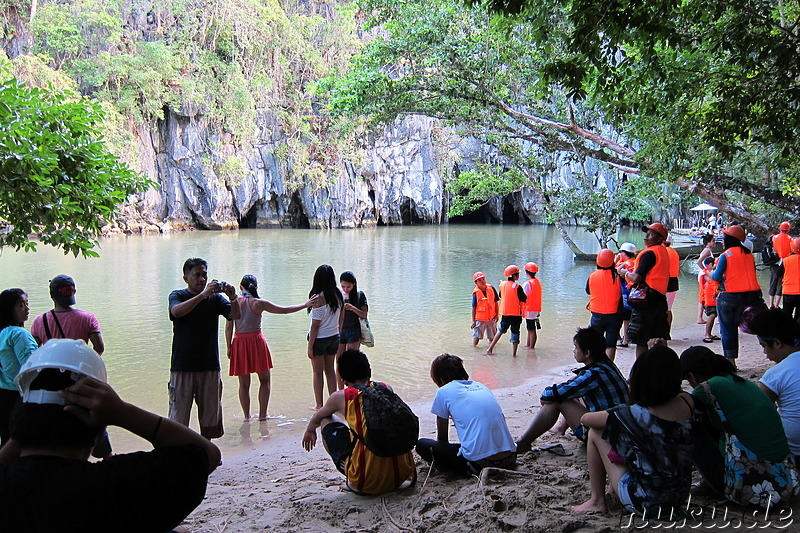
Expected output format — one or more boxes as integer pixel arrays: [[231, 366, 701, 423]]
[[226, 275, 317, 420], [471, 272, 498, 347]]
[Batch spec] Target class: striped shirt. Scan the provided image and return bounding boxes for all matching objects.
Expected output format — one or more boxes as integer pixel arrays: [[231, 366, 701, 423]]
[[540, 360, 629, 412]]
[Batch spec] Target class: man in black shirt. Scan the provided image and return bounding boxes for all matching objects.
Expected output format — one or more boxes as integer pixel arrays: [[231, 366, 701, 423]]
[[0, 339, 220, 533], [168, 258, 240, 439]]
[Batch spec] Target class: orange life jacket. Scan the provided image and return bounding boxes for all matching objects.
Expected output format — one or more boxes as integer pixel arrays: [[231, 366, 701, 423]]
[[343, 384, 416, 495], [698, 271, 707, 303], [524, 278, 542, 313], [666, 245, 680, 278], [783, 254, 800, 295], [587, 269, 621, 314], [634, 245, 670, 295], [472, 285, 498, 321], [774, 232, 792, 259], [498, 280, 523, 316], [721, 247, 760, 293], [704, 277, 719, 306]]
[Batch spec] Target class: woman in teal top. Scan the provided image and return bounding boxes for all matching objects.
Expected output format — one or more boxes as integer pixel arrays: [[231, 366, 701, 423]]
[[0, 288, 38, 445], [680, 346, 799, 508]]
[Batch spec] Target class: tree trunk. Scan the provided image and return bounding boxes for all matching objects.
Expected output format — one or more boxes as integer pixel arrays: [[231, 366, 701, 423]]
[[553, 219, 585, 256]]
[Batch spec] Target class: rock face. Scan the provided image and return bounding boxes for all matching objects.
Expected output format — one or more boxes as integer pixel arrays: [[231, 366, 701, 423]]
[[115, 111, 454, 231], [111, 106, 621, 233]]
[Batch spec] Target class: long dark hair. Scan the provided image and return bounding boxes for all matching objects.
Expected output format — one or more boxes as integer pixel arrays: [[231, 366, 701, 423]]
[[340, 271, 359, 304], [240, 274, 260, 299], [629, 346, 682, 407], [310, 265, 342, 312], [680, 346, 743, 383], [0, 288, 26, 331]]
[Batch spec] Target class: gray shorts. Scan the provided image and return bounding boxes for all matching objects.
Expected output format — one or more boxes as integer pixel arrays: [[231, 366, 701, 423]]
[[472, 320, 497, 339], [168, 370, 223, 439]]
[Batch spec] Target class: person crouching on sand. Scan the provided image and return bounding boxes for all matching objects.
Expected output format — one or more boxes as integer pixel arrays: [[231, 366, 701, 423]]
[[515, 327, 628, 453], [301, 349, 416, 495]]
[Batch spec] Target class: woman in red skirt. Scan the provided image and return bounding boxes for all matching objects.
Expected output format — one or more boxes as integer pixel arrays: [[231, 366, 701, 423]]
[[226, 275, 316, 420]]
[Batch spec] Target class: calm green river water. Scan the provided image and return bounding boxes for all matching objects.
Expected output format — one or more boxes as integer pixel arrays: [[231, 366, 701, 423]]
[[0, 224, 752, 453]]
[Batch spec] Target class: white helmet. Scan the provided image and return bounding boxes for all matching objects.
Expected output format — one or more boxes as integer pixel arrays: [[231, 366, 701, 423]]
[[619, 242, 637, 254], [15, 339, 107, 405]]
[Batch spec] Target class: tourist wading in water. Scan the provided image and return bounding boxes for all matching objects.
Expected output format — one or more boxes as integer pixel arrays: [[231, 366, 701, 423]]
[[307, 265, 344, 410], [226, 274, 317, 421]]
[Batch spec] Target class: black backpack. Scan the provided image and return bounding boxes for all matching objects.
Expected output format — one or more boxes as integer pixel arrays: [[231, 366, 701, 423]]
[[352, 382, 419, 457], [761, 241, 780, 266]]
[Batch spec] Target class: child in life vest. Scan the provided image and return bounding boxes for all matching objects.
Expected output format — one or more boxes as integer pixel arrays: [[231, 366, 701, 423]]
[[486, 265, 527, 357], [522, 262, 543, 349], [471, 272, 499, 347], [701, 257, 719, 343]]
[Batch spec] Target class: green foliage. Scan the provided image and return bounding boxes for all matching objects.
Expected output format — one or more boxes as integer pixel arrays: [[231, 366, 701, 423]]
[[219, 156, 248, 186], [0, 60, 152, 256], [446, 166, 528, 216]]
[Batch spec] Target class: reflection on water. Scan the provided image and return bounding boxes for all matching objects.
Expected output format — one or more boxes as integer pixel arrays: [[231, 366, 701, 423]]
[[0, 225, 758, 452]]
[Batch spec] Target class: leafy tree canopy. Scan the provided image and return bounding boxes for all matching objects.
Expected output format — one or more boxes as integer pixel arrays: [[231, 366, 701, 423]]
[[0, 55, 152, 257], [323, 0, 799, 235]]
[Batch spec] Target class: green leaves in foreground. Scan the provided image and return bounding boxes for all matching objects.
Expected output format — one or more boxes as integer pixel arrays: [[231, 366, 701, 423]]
[[0, 67, 153, 257]]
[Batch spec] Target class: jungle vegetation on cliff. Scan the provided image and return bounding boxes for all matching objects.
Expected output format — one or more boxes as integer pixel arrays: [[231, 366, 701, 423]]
[[1, 0, 799, 249]]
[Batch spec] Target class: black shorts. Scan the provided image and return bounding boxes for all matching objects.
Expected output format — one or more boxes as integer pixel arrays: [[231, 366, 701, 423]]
[[312, 335, 339, 356], [628, 291, 670, 345], [769, 264, 785, 296], [321, 421, 354, 474], [498, 315, 522, 334], [525, 318, 541, 331]]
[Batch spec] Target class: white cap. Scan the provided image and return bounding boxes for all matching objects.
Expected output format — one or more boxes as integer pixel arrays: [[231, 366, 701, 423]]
[[619, 242, 637, 254], [16, 339, 107, 405]]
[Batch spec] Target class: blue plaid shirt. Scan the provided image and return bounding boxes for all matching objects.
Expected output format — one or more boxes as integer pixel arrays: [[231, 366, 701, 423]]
[[540, 359, 629, 412]]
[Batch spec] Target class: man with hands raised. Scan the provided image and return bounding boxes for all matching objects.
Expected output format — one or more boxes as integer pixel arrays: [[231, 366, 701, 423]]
[[0, 339, 220, 533]]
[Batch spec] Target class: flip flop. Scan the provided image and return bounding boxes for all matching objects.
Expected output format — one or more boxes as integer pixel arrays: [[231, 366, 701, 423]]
[[536, 443, 573, 456], [703, 337, 714, 343]]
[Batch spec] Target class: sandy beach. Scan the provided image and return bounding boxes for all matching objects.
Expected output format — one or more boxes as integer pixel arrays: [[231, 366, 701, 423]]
[[183, 321, 800, 532]]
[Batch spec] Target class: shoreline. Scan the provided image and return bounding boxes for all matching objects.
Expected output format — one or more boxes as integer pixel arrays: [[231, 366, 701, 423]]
[[184, 318, 800, 532]]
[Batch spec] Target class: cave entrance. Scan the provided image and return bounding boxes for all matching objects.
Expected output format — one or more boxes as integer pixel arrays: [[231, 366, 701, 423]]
[[399, 198, 425, 225], [237, 203, 259, 229], [288, 192, 310, 228], [502, 196, 522, 224], [448, 204, 501, 224]]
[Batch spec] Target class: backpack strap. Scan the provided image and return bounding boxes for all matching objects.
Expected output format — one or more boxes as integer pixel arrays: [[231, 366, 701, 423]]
[[49, 310, 67, 339]]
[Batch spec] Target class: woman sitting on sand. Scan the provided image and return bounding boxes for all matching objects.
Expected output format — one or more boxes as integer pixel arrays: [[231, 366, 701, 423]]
[[416, 353, 517, 475], [680, 346, 799, 508], [572, 346, 693, 515]]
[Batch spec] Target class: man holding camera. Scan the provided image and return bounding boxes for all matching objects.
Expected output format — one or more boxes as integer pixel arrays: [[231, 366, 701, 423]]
[[168, 257, 241, 439]]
